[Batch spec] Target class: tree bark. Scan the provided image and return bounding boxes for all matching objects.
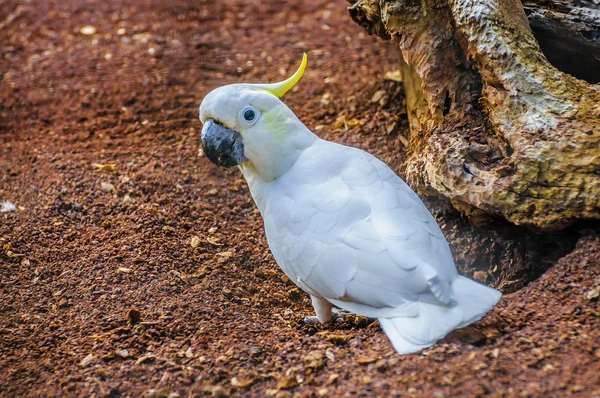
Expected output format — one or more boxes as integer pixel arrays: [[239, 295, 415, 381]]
[[348, 0, 600, 232]]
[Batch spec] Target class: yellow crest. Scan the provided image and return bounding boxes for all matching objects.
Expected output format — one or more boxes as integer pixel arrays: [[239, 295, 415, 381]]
[[261, 53, 307, 98]]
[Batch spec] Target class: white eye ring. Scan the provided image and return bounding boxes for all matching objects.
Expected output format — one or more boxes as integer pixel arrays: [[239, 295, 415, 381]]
[[239, 106, 260, 125]]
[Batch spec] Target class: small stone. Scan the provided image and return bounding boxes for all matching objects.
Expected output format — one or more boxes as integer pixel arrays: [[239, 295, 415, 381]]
[[0, 201, 16, 213], [216, 251, 233, 259], [207, 236, 223, 246], [586, 287, 599, 300], [303, 351, 324, 370], [136, 354, 156, 364], [190, 235, 201, 248], [473, 271, 488, 283], [327, 374, 339, 384], [472, 362, 488, 370], [80, 353, 95, 367], [100, 182, 115, 192], [80, 25, 97, 35], [118, 267, 131, 273], [116, 349, 129, 358], [385, 123, 396, 135], [277, 375, 299, 389], [185, 347, 194, 358], [357, 356, 378, 365], [371, 90, 386, 103]]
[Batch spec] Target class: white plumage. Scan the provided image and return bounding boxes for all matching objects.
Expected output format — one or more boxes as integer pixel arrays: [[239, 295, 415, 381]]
[[244, 139, 501, 354], [199, 54, 501, 354]]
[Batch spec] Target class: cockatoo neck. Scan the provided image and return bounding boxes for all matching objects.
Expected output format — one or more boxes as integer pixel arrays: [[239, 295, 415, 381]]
[[238, 122, 318, 215], [241, 121, 318, 183]]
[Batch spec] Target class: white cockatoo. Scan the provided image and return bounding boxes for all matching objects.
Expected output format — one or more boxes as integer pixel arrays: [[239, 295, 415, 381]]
[[199, 54, 501, 354]]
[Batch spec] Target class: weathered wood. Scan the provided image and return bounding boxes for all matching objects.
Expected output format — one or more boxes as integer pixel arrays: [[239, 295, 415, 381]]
[[349, 0, 600, 232]]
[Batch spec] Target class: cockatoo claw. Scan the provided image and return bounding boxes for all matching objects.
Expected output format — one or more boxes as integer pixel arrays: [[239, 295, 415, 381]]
[[303, 315, 323, 324]]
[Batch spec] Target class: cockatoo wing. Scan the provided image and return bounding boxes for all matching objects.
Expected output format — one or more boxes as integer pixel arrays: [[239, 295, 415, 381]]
[[263, 140, 458, 319]]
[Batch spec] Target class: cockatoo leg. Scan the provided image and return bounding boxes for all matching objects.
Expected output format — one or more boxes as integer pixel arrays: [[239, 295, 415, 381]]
[[304, 295, 333, 324]]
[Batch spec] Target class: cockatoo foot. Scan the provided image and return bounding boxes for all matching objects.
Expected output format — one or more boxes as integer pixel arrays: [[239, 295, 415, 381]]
[[302, 313, 343, 324], [303, 315, 325, 324], [308, 295, 333, 324]]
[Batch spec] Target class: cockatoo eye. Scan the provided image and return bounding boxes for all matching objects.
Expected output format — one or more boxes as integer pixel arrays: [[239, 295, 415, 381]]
[[240, 106, 259, 125], [243, 108, 256, 121]]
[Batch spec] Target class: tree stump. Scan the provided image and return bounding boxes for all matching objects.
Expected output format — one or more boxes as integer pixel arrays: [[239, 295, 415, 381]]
[[348, 0, 600, 232]]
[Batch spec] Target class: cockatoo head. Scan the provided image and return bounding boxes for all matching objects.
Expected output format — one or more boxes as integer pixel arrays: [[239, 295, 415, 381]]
[[199, 54, 316, 181]]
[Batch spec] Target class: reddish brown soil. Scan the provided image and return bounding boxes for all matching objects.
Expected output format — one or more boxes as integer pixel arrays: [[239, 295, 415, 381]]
[[1, 1, 599, 397]]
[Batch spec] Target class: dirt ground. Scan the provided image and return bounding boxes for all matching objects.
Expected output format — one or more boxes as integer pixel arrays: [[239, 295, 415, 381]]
[[1, 0, 599, 397]]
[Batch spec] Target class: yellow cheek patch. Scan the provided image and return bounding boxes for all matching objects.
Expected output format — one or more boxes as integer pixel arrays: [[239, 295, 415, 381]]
[[261, 107, 290, 138]]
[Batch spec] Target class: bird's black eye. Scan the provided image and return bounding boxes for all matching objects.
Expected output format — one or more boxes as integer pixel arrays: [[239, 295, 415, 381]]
[[243, 108, 256, 122]]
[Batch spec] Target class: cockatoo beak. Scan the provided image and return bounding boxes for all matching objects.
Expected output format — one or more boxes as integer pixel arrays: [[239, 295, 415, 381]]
[[201, 119, 247, 168]]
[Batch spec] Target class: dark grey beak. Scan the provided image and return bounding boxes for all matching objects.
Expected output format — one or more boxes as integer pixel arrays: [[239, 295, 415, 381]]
[[201, 119, 247, 168]]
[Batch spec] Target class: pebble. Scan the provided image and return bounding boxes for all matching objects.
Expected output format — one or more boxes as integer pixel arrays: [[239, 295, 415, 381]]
[[80, 354, 95, 367], [80, 25, 96, 35]]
